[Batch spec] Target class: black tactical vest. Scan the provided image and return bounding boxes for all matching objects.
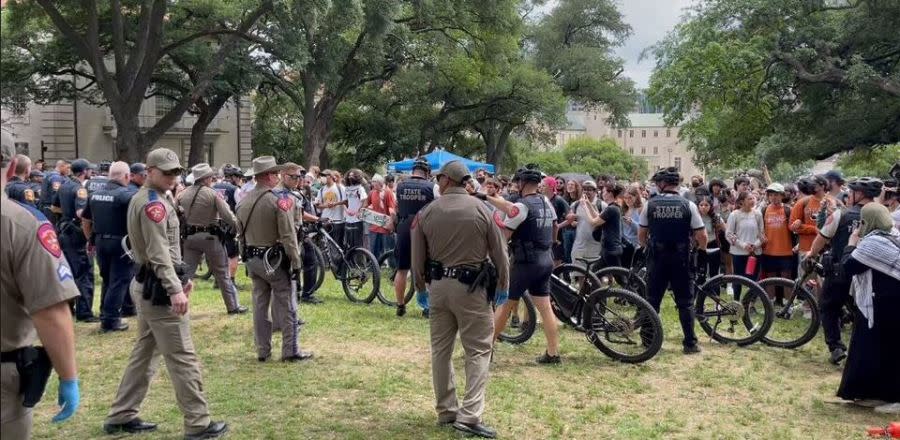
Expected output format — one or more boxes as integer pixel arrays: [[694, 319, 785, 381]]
[[89, 182, 132, 237], [396, 177, 435, 220], [647, 192, 692, 246]]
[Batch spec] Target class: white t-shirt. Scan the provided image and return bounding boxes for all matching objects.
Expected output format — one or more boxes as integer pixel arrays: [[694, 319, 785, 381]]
[[570, 198, 605, 259], [235, 180, 255, 205], [344, 184, 368, 223], [316, 183, 347, 222]]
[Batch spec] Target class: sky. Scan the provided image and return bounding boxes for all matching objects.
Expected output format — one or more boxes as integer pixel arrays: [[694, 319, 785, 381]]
[[612, 0, 696, 89]]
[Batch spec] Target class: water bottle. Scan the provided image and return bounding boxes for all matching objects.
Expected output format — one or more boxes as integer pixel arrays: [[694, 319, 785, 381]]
[[867, 422, 900, 438], [745, 255, 757, 276]]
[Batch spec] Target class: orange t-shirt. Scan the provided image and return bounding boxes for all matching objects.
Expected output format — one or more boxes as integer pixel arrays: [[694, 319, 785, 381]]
[[789, 195, 822, 252], [763, 204, 793, 257]]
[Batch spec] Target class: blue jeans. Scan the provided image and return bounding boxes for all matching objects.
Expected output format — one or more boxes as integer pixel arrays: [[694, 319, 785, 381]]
[[561, 228, 576, 264], [369, 232, 395, 260]]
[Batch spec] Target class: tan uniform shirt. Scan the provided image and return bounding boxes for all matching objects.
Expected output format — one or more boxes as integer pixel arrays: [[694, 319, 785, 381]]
[[236, 186, 302, 270], [274, 184, 305, 225], [412, 187, 510, 292], [179, 184, 236, 228], [1, 193, 79, 351], [127, 186, 184, 295]]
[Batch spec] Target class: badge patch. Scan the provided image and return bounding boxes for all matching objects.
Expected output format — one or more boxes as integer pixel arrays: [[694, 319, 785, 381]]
[[145, 201, 166, 223], [37, 223, 62, 258], [277, 197, 294, 212], [24, 189, 35, 203], [57, 263, 73, 282], [52, 181, 61, 191], [76, 188, 88, 199], [493, 210, 506, 228], [508, 206, 520, 218]]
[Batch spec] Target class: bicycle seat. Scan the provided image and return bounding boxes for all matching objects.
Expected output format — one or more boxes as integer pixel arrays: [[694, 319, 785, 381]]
[[576, 256, 603, 265]]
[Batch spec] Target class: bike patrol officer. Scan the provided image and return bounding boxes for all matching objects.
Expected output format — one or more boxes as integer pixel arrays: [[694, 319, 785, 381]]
[[1, 131, 81, 439], [52, 158, 97, 322], [213, 165, 243, 286], [639, 167, 708, 355], [104, 148, 228, 439], [236, 156, 312, 363], [80, 161, 138, 332], [412, 160, 509, 439], [276, 163, 322, 304], [85, 161, 110, 193], [179, 163, 247, 315], [5, 154, 38, 206], [805, 176, 883, 365], [482, 165, 561, 364], [39, 160, 69, 222], [393, 158, 436, 317]]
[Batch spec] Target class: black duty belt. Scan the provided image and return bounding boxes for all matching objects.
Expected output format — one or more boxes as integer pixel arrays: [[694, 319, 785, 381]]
[[1, 347, 31, 363], [96, 233, 125, 240], [244, 245, 276, 258], [185, 225, 218, 235]]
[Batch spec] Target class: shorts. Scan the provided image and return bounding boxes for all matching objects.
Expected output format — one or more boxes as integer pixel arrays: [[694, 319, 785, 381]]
[[552, 242, 565, 261], [394, 219, 413, 270], [509, 254, 553, 301], [224, 238, 239, 259], [344, 222, 364, 250], [762, 255, 794, 273]]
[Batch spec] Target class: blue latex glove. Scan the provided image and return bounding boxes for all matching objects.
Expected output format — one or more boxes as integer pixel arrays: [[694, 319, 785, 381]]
[[52, 378, 79, 423], [416, 290, 429, 311], [495, 290, 509, 306]]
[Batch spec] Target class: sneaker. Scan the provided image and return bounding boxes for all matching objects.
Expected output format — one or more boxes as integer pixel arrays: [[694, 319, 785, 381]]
[[396, 304, 406, 317], [510, 315, 520, 328], [683, 344, 702, 355], [829, 347, 847, 365], [874, 402, 900, 414], [535, 352, 561, 364], [422, 309, 430, 319], [300, 296, 323, 304]]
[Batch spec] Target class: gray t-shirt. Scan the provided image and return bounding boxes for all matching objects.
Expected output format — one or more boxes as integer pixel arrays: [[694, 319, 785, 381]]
[[571, 198, 606, 258]]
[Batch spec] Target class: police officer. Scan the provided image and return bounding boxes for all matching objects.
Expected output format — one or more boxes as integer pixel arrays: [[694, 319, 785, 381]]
[[28, 170, 43, 200], [393, 158, 436, 317], [411, 160, 509, 439], [236, 156, 312, 363], [85, 161, 110, 193], [5, 154, 38, 206], [81, 161, 138, 332], [805, 176, 883, 364], [639, 167, 708, 354], [104, 148, 228, 439], [51, 158, 97, 322], [276, 163, 322, 303], [483, 165, 561, 363], [1, 132, 81, 438], [128, 163, 147, 191], [213, 165, 243, 283], [40, 160, 69, 221], [180, 163, 247, 315]]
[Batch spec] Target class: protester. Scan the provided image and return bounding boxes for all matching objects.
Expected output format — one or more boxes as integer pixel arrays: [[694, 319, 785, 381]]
[[343, 169, 368, 250], [541, 176, 569, 267], [569, 180, 604, 268], [696, 195, 723, 277], [726, 192, 765, 299], [584, 182, 624, 268], [760, 183, 795, 303], [559, 179, 581, 264], [366, 174, 396, 259]]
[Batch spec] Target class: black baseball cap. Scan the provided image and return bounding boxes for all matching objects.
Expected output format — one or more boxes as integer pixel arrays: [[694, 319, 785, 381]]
[[130, 163, 147, 174], [71, 159, 91, 174], [823, 170, 845, 184]]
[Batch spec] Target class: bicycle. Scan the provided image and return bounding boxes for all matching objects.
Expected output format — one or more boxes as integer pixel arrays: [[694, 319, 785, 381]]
[[497, 264, 664, 364], [375, 249, 414, 307], [756, 256, 823, 349], [596, 247, 775, 346], [306, 221, 380, 303]]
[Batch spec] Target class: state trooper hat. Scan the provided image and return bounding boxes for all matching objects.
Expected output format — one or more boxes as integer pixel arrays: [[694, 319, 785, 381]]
[[146, 148, 183, 172], [190, 163, 216, 181], [435, 160, 471, 183], [247, 155, 286, 176]]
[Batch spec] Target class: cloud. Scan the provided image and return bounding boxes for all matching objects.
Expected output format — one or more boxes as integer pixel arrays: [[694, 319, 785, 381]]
[[614, 0, 696, 89]]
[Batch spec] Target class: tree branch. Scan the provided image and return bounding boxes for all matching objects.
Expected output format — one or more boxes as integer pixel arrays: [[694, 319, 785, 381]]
[[774, 51, 900, 97]]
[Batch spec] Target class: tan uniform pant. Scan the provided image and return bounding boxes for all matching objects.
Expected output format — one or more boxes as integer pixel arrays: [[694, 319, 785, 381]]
[[246, 258, 300, 359], [429, 278, 494, 425], [106, 282, 211, 435], [1, 362, 32, 439], [183, 233, 241, 312]]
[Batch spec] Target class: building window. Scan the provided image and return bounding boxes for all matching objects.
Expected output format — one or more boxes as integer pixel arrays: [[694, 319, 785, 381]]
[[14, 142, 29, 155], [653, 146, 658, 155], [666, 129, 672, 137], [593, 115, 597, 120], [641, 146, 646, 155], [629, 147, 634, 154], [617, 129, 622, 138], [674, 157, 682, 171], [629, 130, 634, 138], [654, 130, 658, 137], [641, 130, 646, 138], [156, 96, 176, 118]]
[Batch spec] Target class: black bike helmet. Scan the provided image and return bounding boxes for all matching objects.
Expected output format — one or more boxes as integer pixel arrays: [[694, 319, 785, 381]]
[[651, 166, 681, 185], [513, 164, 543, 185], [412, 158, 431, 174], [847, 177, 884, 198], [99, 161, 111, 173], [223, 165, 243, 177]]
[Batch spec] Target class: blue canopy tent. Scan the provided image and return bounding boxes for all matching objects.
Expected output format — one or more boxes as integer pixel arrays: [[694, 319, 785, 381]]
[[387, 149, 495, 174]]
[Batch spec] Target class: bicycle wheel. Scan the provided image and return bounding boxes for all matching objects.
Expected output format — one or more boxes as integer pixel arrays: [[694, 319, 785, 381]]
[[695, 275, 774, 346], [594, 266, 647, 300], [308, 240, 327, 293], [341, 247, 380, 303], [758, 277, 820, 349], [582, 287, 664, 363], [550, 264, 603, 330], [497, 294, 538, 345], [375, 251, 414, 306]]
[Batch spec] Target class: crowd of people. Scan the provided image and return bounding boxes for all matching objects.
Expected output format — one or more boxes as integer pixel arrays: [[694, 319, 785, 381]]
[[2, 126, 899, 440]]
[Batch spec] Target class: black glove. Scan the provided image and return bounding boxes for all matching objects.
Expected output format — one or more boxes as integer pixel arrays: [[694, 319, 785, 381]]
[[472, 192, 487, 201]]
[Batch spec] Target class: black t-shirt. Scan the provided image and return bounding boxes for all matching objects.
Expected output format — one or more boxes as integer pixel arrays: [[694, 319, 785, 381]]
[[549, 195, 569, 223], [593, 202, 622, 255]]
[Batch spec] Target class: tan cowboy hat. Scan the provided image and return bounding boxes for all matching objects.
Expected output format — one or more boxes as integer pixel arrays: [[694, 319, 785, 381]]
[[190, 163, 216, 181], [246, 156, 286, 176]]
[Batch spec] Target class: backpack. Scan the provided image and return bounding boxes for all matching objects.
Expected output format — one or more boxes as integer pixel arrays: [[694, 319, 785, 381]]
[[760, 203, 798, 247]]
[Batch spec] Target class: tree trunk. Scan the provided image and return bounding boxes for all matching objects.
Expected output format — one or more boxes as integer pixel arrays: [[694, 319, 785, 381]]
[[303, 96, 339, 167], [115, 117, 143, 163], [484, 123, 513, 174], [187, 95, 230, 167]]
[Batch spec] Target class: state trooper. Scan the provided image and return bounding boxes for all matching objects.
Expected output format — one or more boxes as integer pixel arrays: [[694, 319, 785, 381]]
[[393, 158, 436, 317], [179, 163, 247, 315], [275, 163, 322, 304], [805, 177, 883, 365], [213, 165, 243, 283], [80, 161, 138, 332], [639, 167, 708, 354], [1, 131, 81, 439], [104, 148, 228, 439], [412, 160, 509, 439], [85, 161, 110, 193], [51, 158, 97, 322], [5, 154, 38, 206], [236, 156, 312, 362], [483, 165, 561, 364], [128, 163, 147, 191]]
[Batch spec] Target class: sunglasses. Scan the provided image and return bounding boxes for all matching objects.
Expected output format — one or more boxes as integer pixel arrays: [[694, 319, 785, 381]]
[[162, 169, 182, 177]]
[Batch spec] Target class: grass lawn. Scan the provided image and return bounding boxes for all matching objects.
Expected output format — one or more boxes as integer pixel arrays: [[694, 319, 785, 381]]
[[30, 270, 892, 439]]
